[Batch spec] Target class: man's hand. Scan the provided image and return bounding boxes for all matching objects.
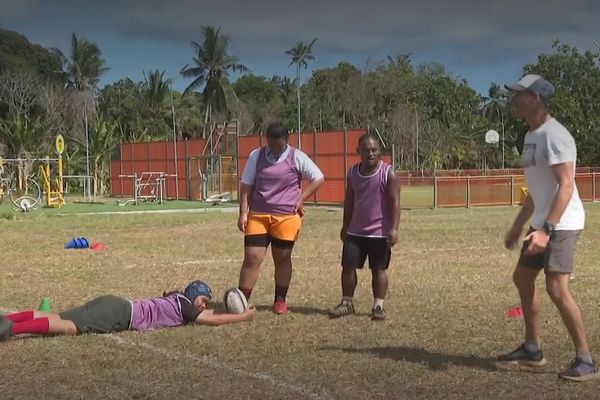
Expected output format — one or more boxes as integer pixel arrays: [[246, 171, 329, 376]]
[[387, 229, 398, 247], [524, 230, 550, 255], [340, 227, 347, 242], [504, 225, 522, 250]]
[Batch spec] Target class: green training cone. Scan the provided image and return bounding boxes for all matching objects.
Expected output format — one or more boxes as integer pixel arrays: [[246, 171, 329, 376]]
[[38, 298, 52, 312]]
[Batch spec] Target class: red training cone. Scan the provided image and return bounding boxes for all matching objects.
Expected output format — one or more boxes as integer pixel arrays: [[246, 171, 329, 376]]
[[90, 242, 105, 252], [506, 306, 523, 319]]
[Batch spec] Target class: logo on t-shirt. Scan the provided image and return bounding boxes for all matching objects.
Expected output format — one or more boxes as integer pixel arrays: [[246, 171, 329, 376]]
[[522, 143, 536, 167]]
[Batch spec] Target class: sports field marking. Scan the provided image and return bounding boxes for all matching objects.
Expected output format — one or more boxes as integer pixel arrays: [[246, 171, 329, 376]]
[[0, 306, 332, 400], [108, 335, 333, 400]]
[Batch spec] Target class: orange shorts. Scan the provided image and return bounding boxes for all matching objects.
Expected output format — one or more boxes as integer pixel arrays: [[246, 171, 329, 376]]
[[245, 212, 302, 242]]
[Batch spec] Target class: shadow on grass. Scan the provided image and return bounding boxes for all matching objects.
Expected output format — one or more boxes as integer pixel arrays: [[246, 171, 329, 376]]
[[321, 345, 507, 372], [254, 304, 329, 316]]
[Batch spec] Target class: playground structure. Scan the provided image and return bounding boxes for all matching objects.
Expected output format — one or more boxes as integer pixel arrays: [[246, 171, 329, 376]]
[[39, 155, 64, 208], [0, 155, 65, 211], [0, 157, 46, 212], [0, 135, 96, 211], [116, 171, 170, 206]]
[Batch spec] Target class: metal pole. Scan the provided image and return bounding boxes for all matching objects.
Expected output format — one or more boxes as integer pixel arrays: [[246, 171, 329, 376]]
[[84, 100, 90, 203], [433, 176, 438, 208], [171, 85, 179, 200], [343, 127, 348, 192], [415, 108, 419, 169], [466, 176, 471, 208], [501, 114, 505, 169], [511, 175, 515, 205], [593, 172, 597, 203], [297, 62, 302, 150]]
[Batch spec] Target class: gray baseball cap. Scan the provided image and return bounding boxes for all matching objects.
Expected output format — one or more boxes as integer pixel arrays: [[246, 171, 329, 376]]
[[505, 74, 555, 99]]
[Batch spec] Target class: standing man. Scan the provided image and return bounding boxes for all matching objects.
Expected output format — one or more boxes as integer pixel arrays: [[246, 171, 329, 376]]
[[328, 133, 400, 321], [498, 74, 597, 381], [237, 121, 324, 314]]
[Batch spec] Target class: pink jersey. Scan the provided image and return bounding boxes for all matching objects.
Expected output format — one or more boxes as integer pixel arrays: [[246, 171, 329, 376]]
[[347, 161, 393, 237]]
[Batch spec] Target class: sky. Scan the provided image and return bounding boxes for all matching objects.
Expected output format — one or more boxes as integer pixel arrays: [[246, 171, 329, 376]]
[[1, 0, 599, 96]]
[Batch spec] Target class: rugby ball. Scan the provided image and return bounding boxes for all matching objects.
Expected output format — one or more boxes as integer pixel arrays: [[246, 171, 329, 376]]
[[223, 288, 248, 314]]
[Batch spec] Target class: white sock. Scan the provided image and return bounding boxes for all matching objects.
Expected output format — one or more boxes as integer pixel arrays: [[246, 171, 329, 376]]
[[373, 298, 384, 308], [342, 296, 353, 305]]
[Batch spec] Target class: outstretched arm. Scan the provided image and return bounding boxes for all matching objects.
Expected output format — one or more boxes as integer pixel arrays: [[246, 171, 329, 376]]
[[194, 307, 255, 326]]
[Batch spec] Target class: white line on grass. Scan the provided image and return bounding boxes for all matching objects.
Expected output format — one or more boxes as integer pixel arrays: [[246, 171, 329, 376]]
[[400, 246, 492, 253], [107, 335, 332, 400], [0, 306, 332, 400]]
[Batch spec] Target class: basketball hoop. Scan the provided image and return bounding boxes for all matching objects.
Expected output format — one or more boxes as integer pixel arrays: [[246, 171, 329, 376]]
[[485, 130, 500, 144]]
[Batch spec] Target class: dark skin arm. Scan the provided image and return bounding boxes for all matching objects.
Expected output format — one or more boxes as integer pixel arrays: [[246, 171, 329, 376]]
[[386, 169, 401, 246], [340, 175, 354, 242], [238, 183, 253, 232]]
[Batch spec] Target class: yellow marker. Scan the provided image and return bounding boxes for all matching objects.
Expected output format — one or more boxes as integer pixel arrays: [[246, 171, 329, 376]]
[[55, 135, 65, 155]]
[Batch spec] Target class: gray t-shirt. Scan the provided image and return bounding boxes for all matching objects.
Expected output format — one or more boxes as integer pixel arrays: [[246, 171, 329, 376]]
[[521, 118, 584, 231]]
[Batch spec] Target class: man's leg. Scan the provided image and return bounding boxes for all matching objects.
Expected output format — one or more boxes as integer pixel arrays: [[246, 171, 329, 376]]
[[329, 235, 366, 318], [497, 264, 546, 367], [369, 238, 391, 321], [515, 266, 542, 344], [546, 272, 589, 353]]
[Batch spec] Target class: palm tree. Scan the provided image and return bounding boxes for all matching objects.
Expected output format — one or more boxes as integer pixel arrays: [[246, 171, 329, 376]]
[[54, 33, 109, 200], [286, 38, 317, 149], [180, 26, 248, 136], [54, 33, 109, 91], [142, 69, 172, 119]]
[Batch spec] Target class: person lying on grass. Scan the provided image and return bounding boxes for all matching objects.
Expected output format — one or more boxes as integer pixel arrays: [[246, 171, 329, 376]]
[[0, 280, 254, 341]]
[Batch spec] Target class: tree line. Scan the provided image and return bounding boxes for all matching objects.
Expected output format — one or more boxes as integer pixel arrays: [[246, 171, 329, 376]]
[[1, 27, 599, 194]]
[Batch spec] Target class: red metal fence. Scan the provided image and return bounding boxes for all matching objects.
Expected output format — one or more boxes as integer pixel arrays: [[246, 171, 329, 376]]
[[110, 129, 391, 203]]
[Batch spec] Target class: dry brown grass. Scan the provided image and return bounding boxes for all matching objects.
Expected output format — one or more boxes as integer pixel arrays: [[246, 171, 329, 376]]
[[1, 205, 600, 399]]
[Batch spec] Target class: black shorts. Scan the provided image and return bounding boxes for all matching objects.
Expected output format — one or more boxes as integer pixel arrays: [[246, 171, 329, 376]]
[[59, 295, 132, 334], [342, 235, 391, 270]]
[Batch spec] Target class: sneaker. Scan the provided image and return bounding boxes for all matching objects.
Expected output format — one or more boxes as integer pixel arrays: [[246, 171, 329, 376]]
[[0, 315, 13, 341], [328, 302, 355, 319], [496, 344, 547, 368], [273, 299, 288, 315], [371, 305, 386, 321], [559, 358, 599, 382]]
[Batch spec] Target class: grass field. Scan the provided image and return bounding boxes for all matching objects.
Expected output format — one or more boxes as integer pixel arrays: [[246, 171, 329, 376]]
[[1, 204, 600, 399]]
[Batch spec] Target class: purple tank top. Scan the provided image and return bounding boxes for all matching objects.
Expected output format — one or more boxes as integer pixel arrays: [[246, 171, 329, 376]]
[[347, 161, 393, 237], [250, 146, 302, 215], [130, 294, 186, 331]]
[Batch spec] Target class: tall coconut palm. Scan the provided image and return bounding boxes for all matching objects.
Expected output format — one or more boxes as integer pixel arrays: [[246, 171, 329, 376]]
[[286, 38, 317, 149], [53, 33, 108, 200], [142, 69, 172, 119], [180, 26, 248, 136], [54, 33, 109, 92]]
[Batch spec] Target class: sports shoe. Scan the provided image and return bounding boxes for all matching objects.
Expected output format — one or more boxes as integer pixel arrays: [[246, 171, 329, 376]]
[[0, 315, 14, 341], [496, 344, 547, 368], [273, 299, 288, 315], [559, 357, 599, 382], [371, 305, 386, 321], [328, 302, 355, 319]]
